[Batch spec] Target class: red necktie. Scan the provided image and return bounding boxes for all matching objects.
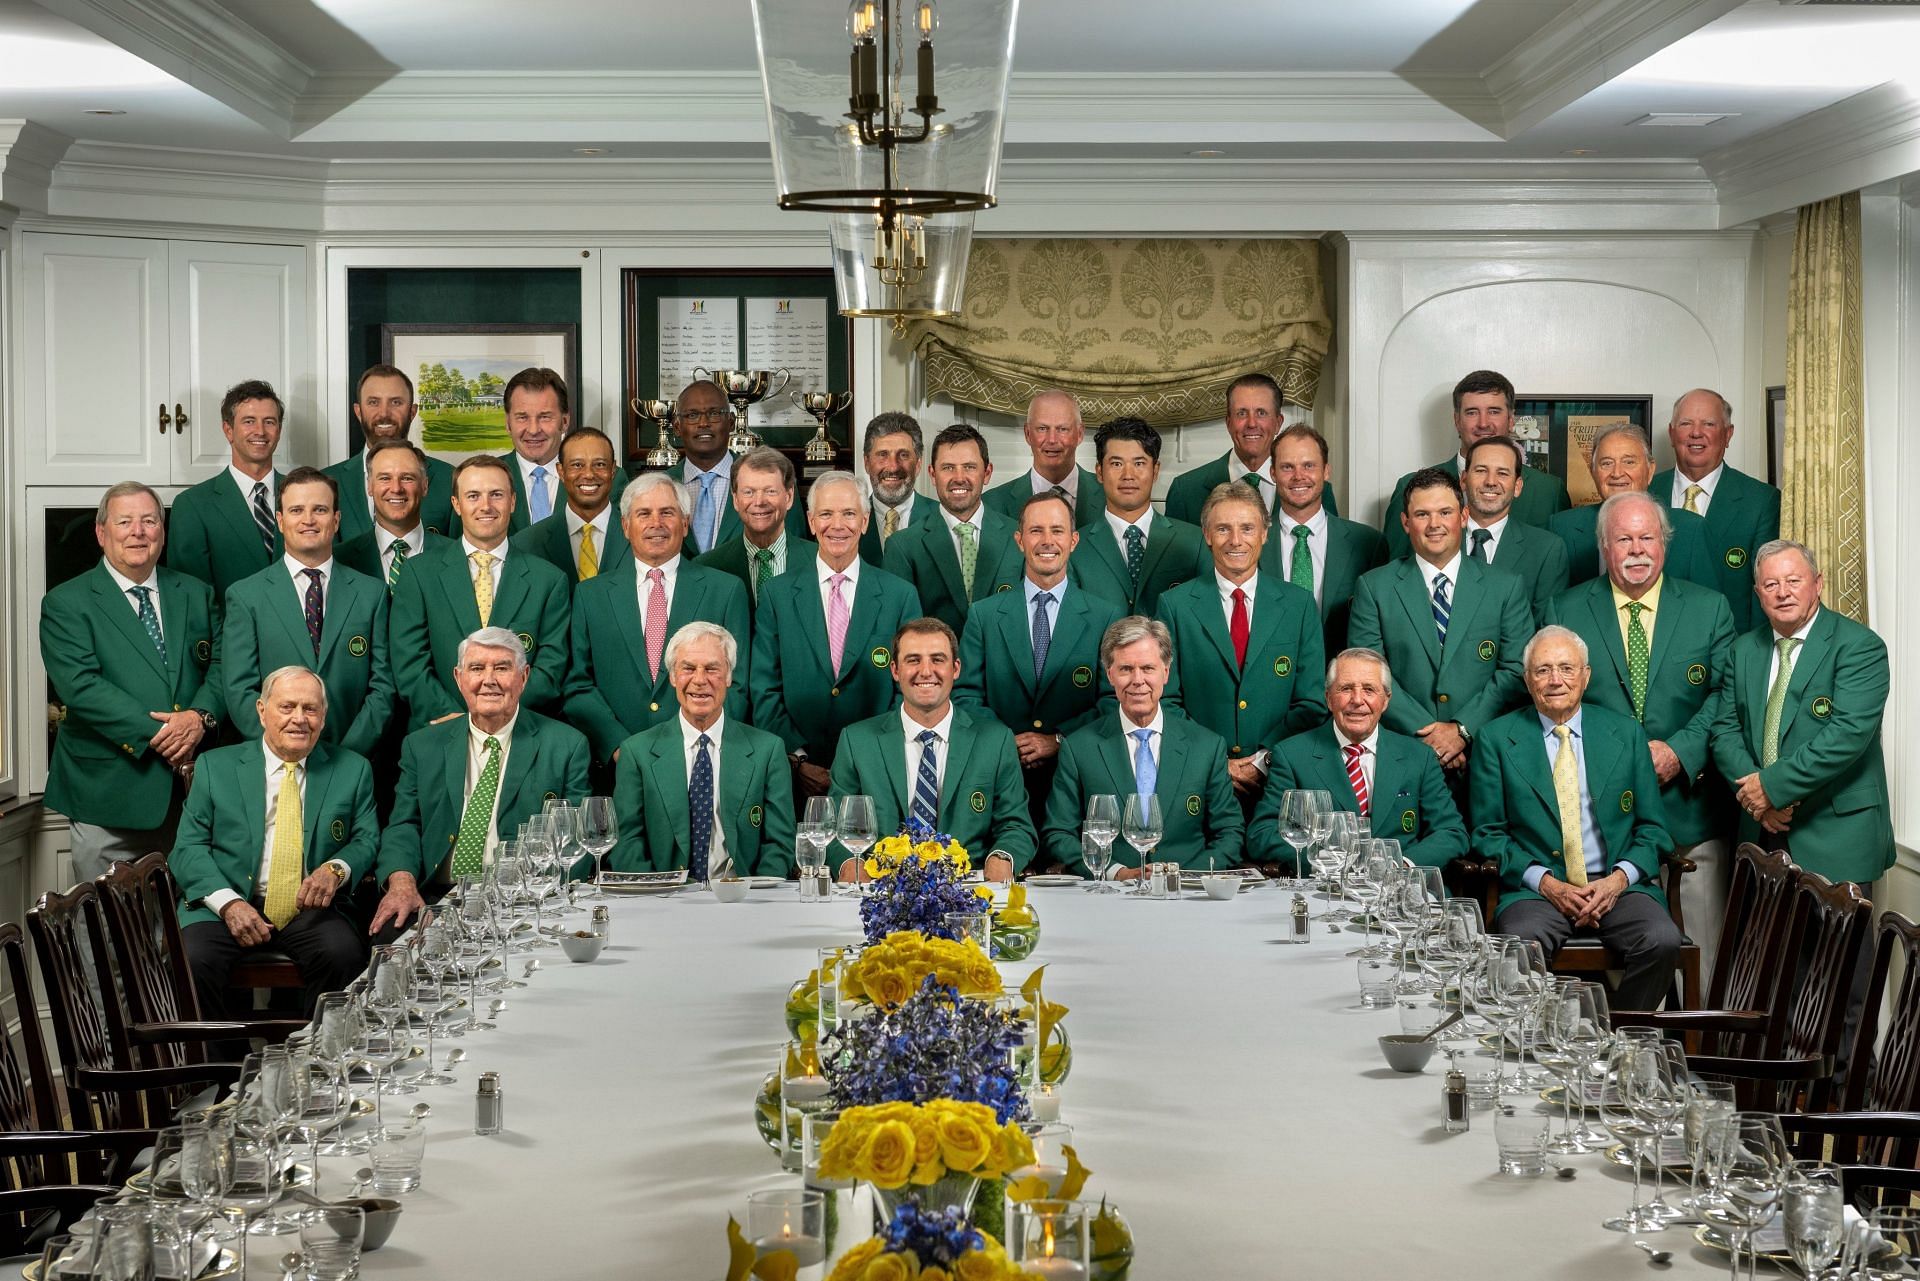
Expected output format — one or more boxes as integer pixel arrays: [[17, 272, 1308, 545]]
[[1230, 587, 1249, 669], [1344, 742, 1370, 818]]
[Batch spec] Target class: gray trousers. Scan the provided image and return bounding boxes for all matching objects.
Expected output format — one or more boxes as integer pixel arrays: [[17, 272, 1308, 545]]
[[67, 819, 177, 886], [1675, 838, 1731, 985], [1496, 891, 1684, 1011]]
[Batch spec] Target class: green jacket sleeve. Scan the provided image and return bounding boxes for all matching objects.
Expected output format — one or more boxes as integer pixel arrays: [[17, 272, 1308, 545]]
[[1280, 606, 1328, 738], [220, 589, 267, 740], [750, 594, 804, 755], [609, 746, 652, 873], [1244, 758, 1291, 864], [1617, 740, 1672, 891], [168, 764, 227, 905], [1759, 627, 1890, 805], [387, 566, 461, 723], [953, 610, 990, 711], [750, 751, 798, 878], [562, 597, 631, 763], [1197, 736, 1246, 868], [334, 757, 379, 884], [1042, 735, 1091, 874], [40, 589, 163, 758], [1467, 729, 1521, 886], [375, 735, 426, 886], [1403, 752, 1469, 869], [1708, 676, 1761, 788], [987, 734, 1039, 873], [341, 590, 397, 758], [716, 579, 754, 724], [1665, 597, 1736, 779], [522, 576, 572, 710]]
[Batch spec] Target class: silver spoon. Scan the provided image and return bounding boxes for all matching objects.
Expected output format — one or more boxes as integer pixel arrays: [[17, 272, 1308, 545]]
[[1555, 1165, 1577, 1181], [1631, 1241, 1672, 1267], [410, 1101, 433, 1119], [523, 958, 542, 978], [282, 1252, 302, 1281]]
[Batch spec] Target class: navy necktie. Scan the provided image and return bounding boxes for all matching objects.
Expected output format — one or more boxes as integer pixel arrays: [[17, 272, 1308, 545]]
[[688, 733, 714, 882], [1031, 591, 1055, 680], [912, 729, 941, 827]]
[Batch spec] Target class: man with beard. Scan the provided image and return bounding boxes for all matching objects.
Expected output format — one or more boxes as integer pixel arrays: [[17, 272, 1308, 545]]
[[882, 424, 1022, 633], [1461, 435, 1568, 623], [325, 364, 456, 543], [1166, 372, 1341, 524], [981, 389, 1107, 530], [857, 412, 928, 565], [695, 447, 813, 610], [512, 427, 628, 587]]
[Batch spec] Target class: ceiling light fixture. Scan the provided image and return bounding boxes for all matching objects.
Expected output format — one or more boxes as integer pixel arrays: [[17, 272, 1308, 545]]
[[573, 147, 609, 156], [1189, 149, 1227, 158], [1563, 147, 1597, 156], [1627, 112, 1739, 127]]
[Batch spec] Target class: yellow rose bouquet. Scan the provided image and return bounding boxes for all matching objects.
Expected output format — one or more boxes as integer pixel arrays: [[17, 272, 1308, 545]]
[[865, 817, 972, 880], [815, 1100, 1036, 1189], [842, 931, 1001, 1009], [828, 1225, 1030, 1281]]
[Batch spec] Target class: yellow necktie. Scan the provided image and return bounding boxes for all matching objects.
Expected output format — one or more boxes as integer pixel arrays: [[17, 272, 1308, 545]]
[[264, 761, 304, 928], [883, 506, 899, 542], [578, 526, 599, 580], [471, 551, 495, 626], [1551, 724, 1588, 888], [1683, 484, 1704, 515]]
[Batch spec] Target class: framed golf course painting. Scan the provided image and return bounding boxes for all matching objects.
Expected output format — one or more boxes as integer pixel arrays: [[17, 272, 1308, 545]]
[[380, 322, 579, 465]]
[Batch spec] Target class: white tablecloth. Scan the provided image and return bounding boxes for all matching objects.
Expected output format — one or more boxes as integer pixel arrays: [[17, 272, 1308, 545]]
[[317, 884, 1729, 1279]]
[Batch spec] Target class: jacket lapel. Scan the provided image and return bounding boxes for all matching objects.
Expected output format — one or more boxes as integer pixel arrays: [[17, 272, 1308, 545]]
[[270, 570, 316, 659], [924, 522, 969, 610], [597, 562, 653, 681], [791, 563, 838, 680], [239, 743, 268, 879], [1321, 524, 1358, 619], [1644, 581, 1685, 682], [1037, 589, 1090, 692], [1582, 583, 1632, 701], [647, 729, 689, 865], [1438, 559, 1482, 670], [496, 716, 539, 820], [96, 568, 166, 678], [1306, 725, 1360, 810], [841, 570, 886, 680], [301, 747, 336, 867], [999, 594, 1040, 695], [1244, 578, 1291, 669], [716, 726, 754, 855], [974, 512, 1022, 594], [489, 553, 533, 625], [881, 719, 912, 814], [317, 570, 356, 666], [217, 473, 273, 557], [1393, 560, 1444, 667], [1578, 713, 1627, 810], [1136, 518, 1179, 588], [1098, 718, 1138, 796], [1189, 583, 1239, 673], [938, 710, 981, 822], [1777, 609, 1836, 743], [435, 550, 485, 635], [1512, 720, 1558, 813]]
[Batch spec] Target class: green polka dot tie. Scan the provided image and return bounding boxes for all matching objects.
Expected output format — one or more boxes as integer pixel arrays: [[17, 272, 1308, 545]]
[[957, 521, 978, 596], [1288, 524, 1313, 595], [1124, 524, 1145, 588], [451, 736, 502, 879], [1625, 601, 1650, 721]]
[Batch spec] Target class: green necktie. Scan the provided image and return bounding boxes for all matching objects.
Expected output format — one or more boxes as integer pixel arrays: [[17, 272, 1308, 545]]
[[451, 736, 503, 879], [387, 537, 410, 592], [1123, 524, 1145, 588], [956, 521, 978, 596], [1762, 636, 1799, 766], [1625, 601, 1650, 721], [1289, 525, 1313, 595], [753, 547, 775, 599]]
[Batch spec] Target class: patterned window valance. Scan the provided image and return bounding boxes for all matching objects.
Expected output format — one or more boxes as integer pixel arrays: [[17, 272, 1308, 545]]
[[906, 237, 1331, 429]]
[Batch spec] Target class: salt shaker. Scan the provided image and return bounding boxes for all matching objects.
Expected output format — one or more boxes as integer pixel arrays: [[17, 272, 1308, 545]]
[[590, 904, 611, 943], [475, 1071, 504, 1136], [1289, 893, 1311, 943], [1442, 1066, 1470, 1133]]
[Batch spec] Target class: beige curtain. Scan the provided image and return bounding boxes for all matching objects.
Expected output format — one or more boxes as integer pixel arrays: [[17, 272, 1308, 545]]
[[907, 238, 1331, 428], [1783, 192, 1868, 621]]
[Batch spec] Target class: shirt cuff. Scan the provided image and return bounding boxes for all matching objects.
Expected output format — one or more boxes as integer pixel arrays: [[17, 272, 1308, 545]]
[[326, 859, 351, 882], [1618, 863, 1640, 887], [1251, 749, 1270, 774], [205, 888, 242, 914], [1522, 865, 1546, 893]]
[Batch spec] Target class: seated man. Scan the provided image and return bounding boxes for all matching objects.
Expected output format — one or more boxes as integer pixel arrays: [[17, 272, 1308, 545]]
[[1471, 625, 1680, 1011], [609, 622, 795, 879], [829, 617, 1035, 882], [1042, 617, 1243, 876], [172, 667, 373, 1021], [369, 627, 592, 935], [1249, 647, 1466, 870]]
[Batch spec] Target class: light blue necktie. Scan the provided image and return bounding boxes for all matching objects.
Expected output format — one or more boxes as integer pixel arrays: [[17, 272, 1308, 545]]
[[694, 472, 719, 553], [1131, 727, 1156, 799], [1031, 591, 1054, 681], [912, 729, 941, 827], [530, 465, 552, 522]]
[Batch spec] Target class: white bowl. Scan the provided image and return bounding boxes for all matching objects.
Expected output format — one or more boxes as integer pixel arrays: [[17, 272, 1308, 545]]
[[559, 931, 606, 963], [710, 877, 750, 904], [1200, 875, 1239, 901]]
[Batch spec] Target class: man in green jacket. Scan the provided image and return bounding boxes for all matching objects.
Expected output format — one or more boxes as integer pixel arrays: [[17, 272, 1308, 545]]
[[44, 482, 221, 881], [511, 427, 628, 587], [1711, 540, 1893, 888], [1166, 373, 1341, 523], [1381, 370, 1568, 559], [1268, 424, 1383, 653], [1042, 616, 1243, 876], [1069, 417, 1208, 616], [1545, 491, 1736, 962], [1471, 626, 1681, 1010], [980, 390, 1107, 531], [1653, 389, 1782, 633], [829, 618, 1035, 880], [857, 412, 930, 566], [1250, 648, 1467, 871], [388, 454, 571, 728], [882, 424, 1023, 634], [666, 379, 752, 559], [956, 492, 1123, 832], [174, 667, 374, 1021], [609, 622, 795, 879], [751, 471, 922, 796], [565, 470, 751, 765], [335, 440, 458, 589], [695, 446, 813, 609], [1462, 435, 1568, 624], [325, 363, 456, 544], [495, 367, 573, 535], [1550, 425, 1715, 588], [221, 467, 395, 759], [368, 627, 592, 934], [1158, 482, 1326, 804], [165, 379, 286, 601]]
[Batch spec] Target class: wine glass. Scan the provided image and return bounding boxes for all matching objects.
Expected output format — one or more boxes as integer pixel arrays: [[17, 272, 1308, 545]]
[[1120, 793, 1163, 890], [838, 795, 877, 877], [1599, 1041, 1668, 1233], [412, 925, 461, 1086], [1782, 1161, 1844, 1281], [542, 802, 584, 913], [577, 796, 617, 898], [1304, 789, 1334, 889], [1636, 1039, 1692, 1225], [1312, 811, 1358, 910], [365, 946, 417, 1098], [1277, 790, 1312, 884], [1541, 980, 1609, 1154], [798, 796, 836, 877], [1083, 794, 1119, 893], [1712, 1113, 1788, 1280], [1681, 1080, 1737, 1213]]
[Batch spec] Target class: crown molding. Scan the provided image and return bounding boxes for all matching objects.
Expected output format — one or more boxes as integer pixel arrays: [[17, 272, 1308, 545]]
[[0, 121, 73, 217], [1705, 81, 1920, 226]]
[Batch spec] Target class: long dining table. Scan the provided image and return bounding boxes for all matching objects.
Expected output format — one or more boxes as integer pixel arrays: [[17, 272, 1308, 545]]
[[259, 882, 1736, 1279]]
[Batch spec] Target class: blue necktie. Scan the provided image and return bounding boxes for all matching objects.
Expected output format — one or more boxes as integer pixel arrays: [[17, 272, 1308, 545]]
[[694, 472, 719, 553], [530, 465, 552, 522], [250, 482, 276, 555], [688, 732, 714, 882], [1431, 571, 1451, 646], [1031, 591, 1054, 681], [1131, 727, 1156, 799], [912, 729, 941, 827]]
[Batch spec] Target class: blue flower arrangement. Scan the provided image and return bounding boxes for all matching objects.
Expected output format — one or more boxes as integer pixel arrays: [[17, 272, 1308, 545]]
[[858, 821, 988, 946], [821, 975, 1030, 1124], [879, 1201, 986, 1266]]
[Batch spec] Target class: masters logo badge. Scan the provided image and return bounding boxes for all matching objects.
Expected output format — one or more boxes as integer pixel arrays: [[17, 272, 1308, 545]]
[[329, 819, 346, 842], [871, 647, 889, 668], [1687, 663, 1706, 686], [1071, 666, 1093, 689], [1273, 656, 1292, 678], [194, 639, 212, 663], [970, 791, 986, 813], [1400, 810, 1416, 834], [749, 805, 764, 827], [1186, 795, 1202, 816], [1620, 789, 1634, 814], [517, 632, 534, 652], [348, 635, 369, 658], [1726, 547, 1748, 570], [1812, 696, 1833, 719], [1477, 640, 1496, 662]]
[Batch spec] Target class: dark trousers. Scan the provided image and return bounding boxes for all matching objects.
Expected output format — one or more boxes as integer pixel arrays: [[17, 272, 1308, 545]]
[[183, 906, 368, 1056], [1496, 891, 1683, 1011]]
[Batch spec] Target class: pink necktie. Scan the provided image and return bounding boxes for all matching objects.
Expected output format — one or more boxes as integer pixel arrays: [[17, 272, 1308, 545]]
[[645, 567, 668, 680], [827, 573, 850, 674]]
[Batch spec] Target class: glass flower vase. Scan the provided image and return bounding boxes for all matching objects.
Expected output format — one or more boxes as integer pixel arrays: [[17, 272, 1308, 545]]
[[870, 1171, 982, 1223]]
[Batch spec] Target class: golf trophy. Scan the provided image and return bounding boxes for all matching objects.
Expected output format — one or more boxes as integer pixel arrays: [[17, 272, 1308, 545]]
[[790, 391, 852, 462], [694, 366, 792, 455], [631, 398, 680, 467]]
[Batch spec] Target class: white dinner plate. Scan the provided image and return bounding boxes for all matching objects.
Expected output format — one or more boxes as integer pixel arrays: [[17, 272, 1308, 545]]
[[745, 876, 785, 889], [1024, 874, 1084, 888]]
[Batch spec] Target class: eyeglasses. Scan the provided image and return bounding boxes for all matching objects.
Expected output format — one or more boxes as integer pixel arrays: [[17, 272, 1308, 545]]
[[678, 409, 734, 424], [1528, 663, 1583, 680]]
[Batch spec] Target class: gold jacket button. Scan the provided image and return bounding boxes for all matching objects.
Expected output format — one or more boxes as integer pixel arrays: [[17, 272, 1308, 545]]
[[649, 702, 659, 712], [1032, 720, 1044, 729], [831, 687, 840, 697], [1437, 693, 1450, 703], [1237, 699, 1248, 710]]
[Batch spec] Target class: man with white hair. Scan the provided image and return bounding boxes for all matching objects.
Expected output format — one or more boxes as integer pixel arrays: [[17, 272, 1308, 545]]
[[609, 622, 794, 879], [173, 666, 374, 1018], [564, 469, 750, 768], [1653, 388, 1780, 632], [1549, 423, 1714, 588], [981, 389, 1107, 530], [370, 627, 591, 935], [752, 470, 921, 797], [1471, 625, 1680, 1010], [1249, 648, 1465, 870]]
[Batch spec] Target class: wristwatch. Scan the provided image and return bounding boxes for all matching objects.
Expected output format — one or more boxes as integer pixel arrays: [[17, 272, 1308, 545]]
[[197, 710, 218, 735]]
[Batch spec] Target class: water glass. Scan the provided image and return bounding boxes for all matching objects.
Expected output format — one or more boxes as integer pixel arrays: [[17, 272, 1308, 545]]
[[1007, 1198, 1092, 1271], [300, 1203, 365, 1281], [1494, 1106, 1553, 1176], [370, 1116, 426, 1194], [945, 911, 990, 952], [746, 1190, 827, 1269], [1083, 795, 1118, 891], [1356, 957, 1397, 1009], [1397, 996, 1441, 1037], [1871, 1206, 1920, 1274]]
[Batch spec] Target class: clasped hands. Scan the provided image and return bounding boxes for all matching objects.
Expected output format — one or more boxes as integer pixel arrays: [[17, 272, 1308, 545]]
[[1733, 772, 1797, 834], [147, 708, 206, 769], [1539, 868, 1630, 927]]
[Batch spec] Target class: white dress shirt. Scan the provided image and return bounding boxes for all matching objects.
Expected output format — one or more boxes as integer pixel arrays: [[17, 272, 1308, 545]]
[[1414, 551, 1465, 601], [744, 531, 790, 603], [1333, 726, 1380, 804], [1275, 507, 1329, 605], [283, 554, 334, 606], [635, 554, 681, 634], [1104, 507, 1155, 560], [566, 504, 614, 567], [1213, 571, 1269, 771], [817, 551, 862, 601], [204, 745, 349, 914], [1023, 574, 1067, 645], [514, 453, 561, 519], [683, 454, 734, 536], [1108, 707, 1167, 878], [1027, 469, 1079, 508], [376, 523, 426, 583], [462, 537, 508, 595], [103, 561, 163, 639], [1669, 464, 1725, 516], [873, 492, 916, 544], [229, 463, 275, 510], [681, 713, 731, 881], [1767, 608, 1820, 689], [1230, 456, 1276, 504], [941, 504, 985, 564], [1465, 513, 1510, 564], [901, 705, 956, 808]]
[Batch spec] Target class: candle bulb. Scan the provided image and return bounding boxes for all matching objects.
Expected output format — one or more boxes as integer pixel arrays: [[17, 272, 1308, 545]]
[[753, 1234, 826, 1268], [783, 1074, 832, 1106], [1029, 1085, 1061, 1122], [1010, 1162, 1068, 1196]]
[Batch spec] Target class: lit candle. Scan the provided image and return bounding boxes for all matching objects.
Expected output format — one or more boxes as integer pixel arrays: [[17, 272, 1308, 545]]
[[1023, 1259, 1086, 1281], [753, 1233, 826, 1268], [783, 1075, 832, 1106], [1029, 1086, 1062, 1122], [1010, 1163, 1067, 1196]]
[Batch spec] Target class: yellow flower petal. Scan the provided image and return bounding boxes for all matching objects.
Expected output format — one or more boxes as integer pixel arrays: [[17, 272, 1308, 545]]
[[1057, 1144, 1093, 1200], [726, 1217, 757, 1281]]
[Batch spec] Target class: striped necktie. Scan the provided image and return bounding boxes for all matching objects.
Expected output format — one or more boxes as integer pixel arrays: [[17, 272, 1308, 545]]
[[1431, 571, 1452, 646], [386, 537, 410, 591], [577, 525, 599, 580], [250, 482, 276, 555], [1344, 742, 1370, 818], [911, 729, 941, 827]]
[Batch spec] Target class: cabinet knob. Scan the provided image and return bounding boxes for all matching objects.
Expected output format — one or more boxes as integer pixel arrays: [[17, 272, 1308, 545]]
[[158, 403, 172, 434], [174, 402, 189, 433]]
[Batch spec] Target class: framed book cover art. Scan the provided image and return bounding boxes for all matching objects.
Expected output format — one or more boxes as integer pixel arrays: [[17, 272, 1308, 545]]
[[1511, 396, 1655, 506]]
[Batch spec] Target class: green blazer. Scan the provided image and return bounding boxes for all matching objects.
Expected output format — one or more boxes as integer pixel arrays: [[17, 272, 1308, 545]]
[[1249, 724, 1467, 869], [165, 469, 283, 601], [1347, 556, 1531, 737], [1069, 514, 1208, 617], [510, 509, 629, 587], [1166, 455, 1341, 526], [322, 452, 457, 544], [670, 460, 806, 559], [375, 710, 592, 887], [1157, 574, 1327, 757], [1544, 576, 1735, 844], [609, 716, 796, 877], [828, 707, 1039, 872], [41, 564, 220, 828], [563, 557, 752, 763], [955, 583, 1122, 737], [749, 553, 922, 765], [1469, 704, 1672, 917], [387, 542, 571, 728], [860, 497, 933, 568], [1651, 467, 1780, 633], [981, 468, 1109, 531], [1042, 713, 1244, 873], [1479, 519, 1568, 625], [1382, 458, 1566, 559], [1709, 609, 1894, 884], [694, 531, 815, 611], [1551, 502, 1717, 589], [220, 562, 395, 758], [880, 508, 1025, 634], [336, 530, 458, 587], [1264, 515, 1388, 656], [171, 740, 377, 928], [496, 452, 626, 535]]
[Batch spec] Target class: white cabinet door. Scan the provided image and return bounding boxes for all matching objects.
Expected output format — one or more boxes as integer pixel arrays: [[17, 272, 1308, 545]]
[[19, 233, 171, 484], [169, 240, 310, 482]]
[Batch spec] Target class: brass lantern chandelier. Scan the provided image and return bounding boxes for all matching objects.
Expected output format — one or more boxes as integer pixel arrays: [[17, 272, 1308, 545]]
[[750, 0, 1019, 334]]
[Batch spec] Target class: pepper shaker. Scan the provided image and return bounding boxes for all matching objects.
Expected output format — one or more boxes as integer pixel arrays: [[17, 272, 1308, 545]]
[[1442, 1066, 1470, 1133], [1289, 892, 1311, 943], [475, 1071, 504, 1135]]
